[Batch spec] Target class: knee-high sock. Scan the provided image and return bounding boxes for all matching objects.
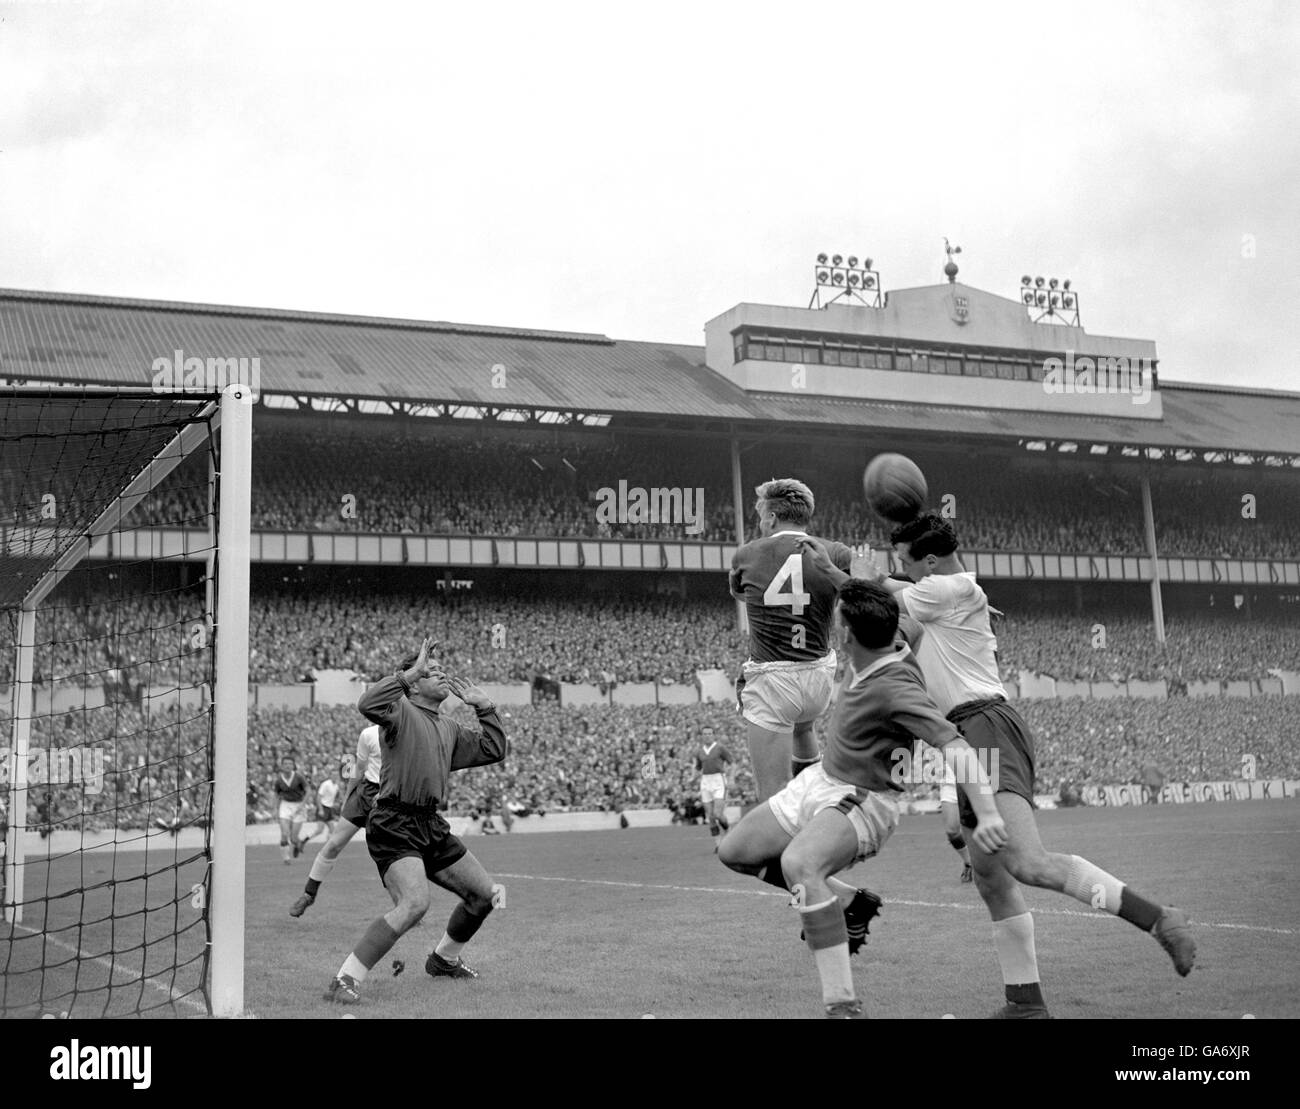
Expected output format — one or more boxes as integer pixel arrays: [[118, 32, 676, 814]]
[[749, 858, 854, 907], [991, 912, 1045, 1006], [1063, 855, 1162, 930], [306, 851, 337, 895], [800, 894, 854, 1005], [338, 917, 400, 984], [434, 899, 494, 960]]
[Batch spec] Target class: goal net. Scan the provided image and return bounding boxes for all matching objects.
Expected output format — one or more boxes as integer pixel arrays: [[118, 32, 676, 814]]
[[1, 387, 251, 1017]]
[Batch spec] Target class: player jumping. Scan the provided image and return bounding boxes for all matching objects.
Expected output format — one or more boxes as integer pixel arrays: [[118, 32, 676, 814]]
[[297, 771, 340, 848], [324, 638, 508, 1005], [729, 478, 851, 801], [719, 578, 1007, 1017], [829, 515, 1196, 1017], [290, 725, 383, 917]]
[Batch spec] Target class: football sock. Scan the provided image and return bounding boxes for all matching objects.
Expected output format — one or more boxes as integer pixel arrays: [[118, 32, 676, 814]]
[[441, 898, 494, 952], [758, 860, 790, 891], [339, 953, 368, 983], [791, 756, 821, 779], [338, 918, 400, 984], [308, 852, 337, 887], [992, 912, 1044, 1006], [826, 876, 857, 907], [1062, 856, 1160, 927], [280, 842, 291, 862], [434, 933, 464, 961], [799, 894, 854, 1005]]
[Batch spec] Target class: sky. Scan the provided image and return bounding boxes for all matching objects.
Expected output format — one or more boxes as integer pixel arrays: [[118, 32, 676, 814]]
[[1, 0, 1296, 391]]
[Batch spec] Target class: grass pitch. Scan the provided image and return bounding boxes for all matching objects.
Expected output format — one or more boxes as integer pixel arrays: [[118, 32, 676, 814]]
[[4, 802, 1297, 1019]]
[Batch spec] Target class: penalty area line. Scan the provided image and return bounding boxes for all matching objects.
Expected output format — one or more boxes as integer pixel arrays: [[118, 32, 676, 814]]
[[11, 921, 208, 1014], [493, 872, 1298, 936]]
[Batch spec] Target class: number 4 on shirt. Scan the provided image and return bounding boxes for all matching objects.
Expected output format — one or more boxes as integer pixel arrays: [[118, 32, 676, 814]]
[[763, 553, 811, 616]]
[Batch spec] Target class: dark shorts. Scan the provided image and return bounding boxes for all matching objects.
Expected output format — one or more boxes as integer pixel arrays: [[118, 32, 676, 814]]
[[366, 801, 467, 882], [315, 805, 338, 822], [949, 697, 1037, 831], [340, 780, 379, 825]]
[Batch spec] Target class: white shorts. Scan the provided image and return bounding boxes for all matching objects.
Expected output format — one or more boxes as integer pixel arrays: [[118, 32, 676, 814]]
[[768, 763, 900, 863], [939, 764, 959, 806], [738, 651, 836, 732], [278, 800, 307, 823], [699, 774, 726, 803]]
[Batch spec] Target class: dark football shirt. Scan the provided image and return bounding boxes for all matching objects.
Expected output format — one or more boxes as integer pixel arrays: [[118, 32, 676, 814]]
[[822, 627, 962, 793], [730, 530, 852, 663], [273, 772, 308, 803], [357, 675, 508, 809], [695, 741, 732, 776]]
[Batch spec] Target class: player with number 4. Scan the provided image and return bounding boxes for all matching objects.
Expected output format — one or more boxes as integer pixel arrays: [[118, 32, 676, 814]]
[[729, 478, 857, 801]]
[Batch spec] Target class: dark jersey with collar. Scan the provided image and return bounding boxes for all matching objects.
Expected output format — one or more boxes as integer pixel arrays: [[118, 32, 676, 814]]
[[729, 531, 852, 663], [695, 741, 732, 776], [357, 675, 508, 809], [273, 772, 308, 803], [822, 620, 961, 792]]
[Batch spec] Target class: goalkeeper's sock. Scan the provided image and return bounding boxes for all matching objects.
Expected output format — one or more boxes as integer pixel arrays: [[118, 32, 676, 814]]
[[433, 934, 465, 961], [1063, 856, 1161, 930], [339, 918, 401, 984]]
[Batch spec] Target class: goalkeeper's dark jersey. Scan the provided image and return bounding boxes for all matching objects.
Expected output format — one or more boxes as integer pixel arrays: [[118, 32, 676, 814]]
[[357, 675, 508, 809]]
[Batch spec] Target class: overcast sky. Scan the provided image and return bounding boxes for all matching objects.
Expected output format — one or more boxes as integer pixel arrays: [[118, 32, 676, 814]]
[[1, 0, 1295, 391]]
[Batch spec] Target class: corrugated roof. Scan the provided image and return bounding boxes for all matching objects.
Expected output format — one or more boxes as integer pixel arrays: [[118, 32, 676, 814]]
[[1, 289, 1296, 456]]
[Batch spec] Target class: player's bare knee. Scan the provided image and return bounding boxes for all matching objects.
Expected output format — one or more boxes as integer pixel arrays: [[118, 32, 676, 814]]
[[779, 844, 818, 888], [1003, 848, 1052, 888]]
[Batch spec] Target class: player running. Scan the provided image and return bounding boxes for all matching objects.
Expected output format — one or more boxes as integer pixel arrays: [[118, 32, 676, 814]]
[[729, 479, 852, 802], [852, 514, 1196, 1017], [297, 772, 340, 848], [719, 577, 1007, 1017], [290, 726, 383, 917], [695, 725, 733, 838], [273, 756, 309, 863], [324, 638, 508, 1005]]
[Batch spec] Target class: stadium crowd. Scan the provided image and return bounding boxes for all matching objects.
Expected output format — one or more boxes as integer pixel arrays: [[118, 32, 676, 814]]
[[5, 585, 1297, 691], [5, 691, 1300, 835], [19, 420, 1289, 559]]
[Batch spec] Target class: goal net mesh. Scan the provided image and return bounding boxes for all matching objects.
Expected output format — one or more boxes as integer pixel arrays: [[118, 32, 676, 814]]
[[1, 391, 221, 1017]]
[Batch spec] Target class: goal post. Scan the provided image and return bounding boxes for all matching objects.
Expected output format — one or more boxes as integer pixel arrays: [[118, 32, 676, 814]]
[[210, 385, 252, 1017], [0, 384, 252, 1017]]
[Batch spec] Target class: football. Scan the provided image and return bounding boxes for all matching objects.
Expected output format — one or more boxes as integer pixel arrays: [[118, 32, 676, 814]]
[[863, 452, 928, 523]]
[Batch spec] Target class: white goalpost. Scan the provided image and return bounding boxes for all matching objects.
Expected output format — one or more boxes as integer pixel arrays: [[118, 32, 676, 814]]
[[0, 384, 252, 1017]]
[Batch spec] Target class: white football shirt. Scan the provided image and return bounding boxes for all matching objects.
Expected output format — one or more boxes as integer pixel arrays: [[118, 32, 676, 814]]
[[317, 779, 339, 808], [356, 725, 383, 784], [899, 571, 1006, 715]]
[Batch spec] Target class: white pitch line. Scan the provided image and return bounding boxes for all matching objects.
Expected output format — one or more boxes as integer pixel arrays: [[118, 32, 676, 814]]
[[492, 872, 1298, 936], [10, 921, 209, 1014]]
